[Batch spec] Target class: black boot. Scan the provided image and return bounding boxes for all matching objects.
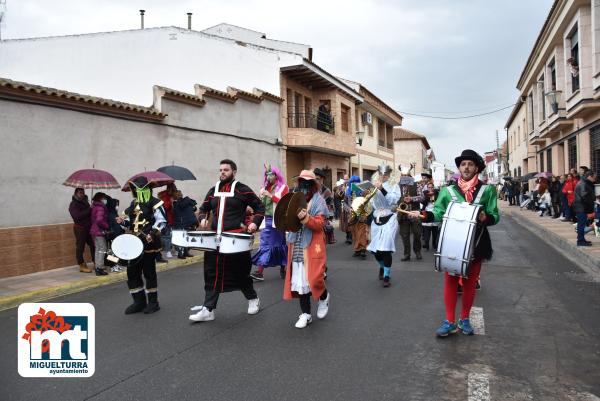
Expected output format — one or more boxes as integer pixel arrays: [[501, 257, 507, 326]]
[[378, 267, 384, 280], [125, 291, 147, 315], [144, 292, 160, 314], [280, 266, 286, 280]]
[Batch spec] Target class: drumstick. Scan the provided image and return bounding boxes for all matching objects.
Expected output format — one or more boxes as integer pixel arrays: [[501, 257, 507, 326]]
[[397, 209, 425, 219]]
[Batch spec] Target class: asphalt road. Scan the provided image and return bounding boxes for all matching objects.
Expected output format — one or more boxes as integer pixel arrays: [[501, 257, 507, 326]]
[[1, 216, 599, 401]]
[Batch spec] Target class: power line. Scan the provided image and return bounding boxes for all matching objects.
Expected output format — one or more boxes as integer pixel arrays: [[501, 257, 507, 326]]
[[399, 102, 515, 115], [396, 103, 516, 120]]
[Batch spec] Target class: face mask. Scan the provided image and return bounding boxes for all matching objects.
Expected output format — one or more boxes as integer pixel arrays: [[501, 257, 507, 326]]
[[101, 199, 107, 205]]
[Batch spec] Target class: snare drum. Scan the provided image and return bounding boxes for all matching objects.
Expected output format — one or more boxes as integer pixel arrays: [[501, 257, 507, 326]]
[[219, 232, 254, 254], [110, 234, 144, 266], [172, 230, 218, 251], [434, 201, 481, 277]]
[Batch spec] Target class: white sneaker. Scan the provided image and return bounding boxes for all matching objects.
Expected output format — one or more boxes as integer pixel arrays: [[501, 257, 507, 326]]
[[317, 292, 330, 319], [295, 313, 312, 329], [560, 217, 567, 221], [247, 298, 260, 315], [190, 305, 203, 311], [166, 251, 173, 258], [189, 306, 215, 322]]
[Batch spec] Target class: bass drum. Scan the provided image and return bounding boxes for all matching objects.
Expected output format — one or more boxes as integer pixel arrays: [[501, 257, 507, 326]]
[[110, 234, 144, 267], [219, 232, 254, 254], [434, 201, 481, 278]]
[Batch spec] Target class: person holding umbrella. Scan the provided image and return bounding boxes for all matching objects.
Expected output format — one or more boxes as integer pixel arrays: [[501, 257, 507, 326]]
[[69, 188, 95, 273]]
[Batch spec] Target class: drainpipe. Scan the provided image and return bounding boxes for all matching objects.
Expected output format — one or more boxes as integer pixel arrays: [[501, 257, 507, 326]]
[[187, 13, 192, 30], [140, 10, 145, 29]]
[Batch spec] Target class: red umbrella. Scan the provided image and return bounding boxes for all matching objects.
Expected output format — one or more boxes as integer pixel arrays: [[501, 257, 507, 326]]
[[122, 171, 174, 191], [63, 169, 120, 189]]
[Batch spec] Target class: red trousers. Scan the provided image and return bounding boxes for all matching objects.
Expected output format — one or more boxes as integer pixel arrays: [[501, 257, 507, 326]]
[[443, 259, 482, 322]]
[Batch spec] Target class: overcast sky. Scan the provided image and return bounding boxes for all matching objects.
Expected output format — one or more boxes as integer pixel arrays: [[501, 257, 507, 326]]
[[1, 0, 554, 167]]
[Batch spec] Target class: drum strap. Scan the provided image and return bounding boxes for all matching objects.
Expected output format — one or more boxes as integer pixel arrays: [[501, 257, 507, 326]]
[[474, 185, 489, 205], [447, 186, 459, 201], [215, 180, 238, 236]]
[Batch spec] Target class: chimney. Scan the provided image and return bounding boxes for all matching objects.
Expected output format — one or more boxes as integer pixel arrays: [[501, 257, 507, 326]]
[[140, 10, 145, 29], [187, 13, 192, 30]]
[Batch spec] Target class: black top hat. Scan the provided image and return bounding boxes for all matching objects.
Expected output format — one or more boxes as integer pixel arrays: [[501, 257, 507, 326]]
[[455, 149, 486, 172], [313, 168, 326, 178], [129, 176, 150, 190]]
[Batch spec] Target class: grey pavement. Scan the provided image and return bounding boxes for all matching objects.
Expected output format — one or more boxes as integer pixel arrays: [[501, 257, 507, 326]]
[[1, 217, 599, 401]]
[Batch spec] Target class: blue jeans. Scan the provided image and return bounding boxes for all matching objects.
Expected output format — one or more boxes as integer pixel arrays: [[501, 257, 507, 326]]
[[576, 212, 588, 244]]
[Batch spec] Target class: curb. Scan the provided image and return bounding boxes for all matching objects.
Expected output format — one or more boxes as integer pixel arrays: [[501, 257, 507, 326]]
[[0, 255, 204, 312], [502, 209, 600, 281]]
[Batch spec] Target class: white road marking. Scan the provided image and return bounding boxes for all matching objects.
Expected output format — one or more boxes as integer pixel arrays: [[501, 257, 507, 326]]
[[468, 373, 490, 401], [470, 306, 485, 335]]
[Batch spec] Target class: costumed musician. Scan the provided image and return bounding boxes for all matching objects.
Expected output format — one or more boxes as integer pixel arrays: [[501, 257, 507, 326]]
[[189, 159, 265, 322], [407, 149, 499, 337]]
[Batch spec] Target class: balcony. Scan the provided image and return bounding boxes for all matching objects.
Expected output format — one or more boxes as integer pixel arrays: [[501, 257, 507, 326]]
[[287, 111, 335, 134], [286, 111, 355, 157]]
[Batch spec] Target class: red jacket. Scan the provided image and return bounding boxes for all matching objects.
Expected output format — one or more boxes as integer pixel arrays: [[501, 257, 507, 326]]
[[562, 178, 578, 206], [158, 191, 175, 225]]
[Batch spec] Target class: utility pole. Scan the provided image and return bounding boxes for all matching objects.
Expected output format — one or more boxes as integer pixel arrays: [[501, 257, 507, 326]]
[[496, 129, 501, 176]]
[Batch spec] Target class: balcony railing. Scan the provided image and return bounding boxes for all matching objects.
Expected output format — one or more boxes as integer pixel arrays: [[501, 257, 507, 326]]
[[287, 111, 335, 134]]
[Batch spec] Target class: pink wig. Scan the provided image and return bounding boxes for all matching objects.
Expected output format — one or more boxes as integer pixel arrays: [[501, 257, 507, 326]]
[[263, 165, 285, 190]]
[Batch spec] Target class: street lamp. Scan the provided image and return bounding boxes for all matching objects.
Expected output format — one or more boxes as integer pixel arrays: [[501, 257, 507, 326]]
[[356, 131, 365, 146], [545, 90, 562, 114]]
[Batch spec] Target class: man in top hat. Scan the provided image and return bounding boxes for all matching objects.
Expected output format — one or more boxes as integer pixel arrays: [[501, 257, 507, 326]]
[[409, 149, 499, 337], [117, 176, 167, 315]]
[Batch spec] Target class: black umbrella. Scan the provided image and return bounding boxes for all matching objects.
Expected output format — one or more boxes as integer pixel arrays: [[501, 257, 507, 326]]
[[157, 165, 196, 181]]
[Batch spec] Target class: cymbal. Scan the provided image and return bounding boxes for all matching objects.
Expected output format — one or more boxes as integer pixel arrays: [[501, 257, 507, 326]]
[[286, 192, 307, 233], [274, 192, 294, 232]]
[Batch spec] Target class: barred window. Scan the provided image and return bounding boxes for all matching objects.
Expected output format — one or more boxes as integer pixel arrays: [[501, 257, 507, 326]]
[[568, 137, 577, 170], [546, 149, 552, 173]]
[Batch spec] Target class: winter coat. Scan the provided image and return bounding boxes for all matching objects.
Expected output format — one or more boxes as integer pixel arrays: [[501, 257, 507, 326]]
[[105, 197, 124, 240], [550, 181, 562, 203], [90, 201, 109, 238], [173, 196, 198, 229], [573, 178, 595, 214], [562, 178, 578, 206], [69, 196, 92, 228]]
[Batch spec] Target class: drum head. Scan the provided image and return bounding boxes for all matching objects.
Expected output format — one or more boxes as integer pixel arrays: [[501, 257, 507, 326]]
[[188, 231, 217, 237], [286, 192, 307, 233], [111, 234, 144, 261], [274, 192, 294, 232], [221, 232, 253, 239]]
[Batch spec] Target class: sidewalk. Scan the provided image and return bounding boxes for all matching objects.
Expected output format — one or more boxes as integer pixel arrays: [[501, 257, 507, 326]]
[[0, 252, 204, 311], [499, 201, 600, 281]]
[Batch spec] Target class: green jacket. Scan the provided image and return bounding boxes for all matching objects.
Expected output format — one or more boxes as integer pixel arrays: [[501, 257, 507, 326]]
[[428, 183, 500, 260], [431, 184, 499, 225]]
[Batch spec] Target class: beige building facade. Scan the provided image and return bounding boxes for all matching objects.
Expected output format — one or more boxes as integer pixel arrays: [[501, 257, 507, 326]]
[[393, 127, 432, 175], [281, 59, 364, 189], [507, 0, 600, 178], [341, 79, 402, 180]]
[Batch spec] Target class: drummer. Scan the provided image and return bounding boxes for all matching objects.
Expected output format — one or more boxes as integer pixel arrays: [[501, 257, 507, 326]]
[[189, 159, 265, 322], [408, 149, 498, 337]]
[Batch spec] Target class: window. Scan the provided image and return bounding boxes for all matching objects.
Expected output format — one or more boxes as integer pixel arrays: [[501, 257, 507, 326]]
[[304, 97, 312, 128], [591, 126, 600, 182], [386, 124, 393, 149], [538, 75, 546, 121], [527, 93, 535, 132], [568, 27, 580, 93], [549, 59, 556, 91], [540, 151, 544, 172], [568, 137, 577, 169], [546, 148, 552, 173], [518, 166, 522, 177], [341, 104, 350, 132], [378, 120, 385, 147]]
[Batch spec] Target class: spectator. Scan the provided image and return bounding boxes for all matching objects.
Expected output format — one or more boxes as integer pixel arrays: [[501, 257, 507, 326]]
[[562, 173, 578, 222], [69, 188, 95, 273], [537, 181, 551, 217], [550, 176, 563, 219], [90, 192, 109, 276], [172, 190, 198, 259], [157, 183, 177, 260], [421, 182, 440, 250], [573, 170, 596, 246]]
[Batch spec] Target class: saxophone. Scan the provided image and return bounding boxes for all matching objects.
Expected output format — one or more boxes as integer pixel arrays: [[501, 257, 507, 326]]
[[349, 187, 378, 225]]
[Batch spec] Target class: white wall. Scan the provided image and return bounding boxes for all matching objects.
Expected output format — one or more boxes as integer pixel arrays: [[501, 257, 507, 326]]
[[203, 23, 311, 57], [0, 93, 282, 227], [0, 27, 302, 106]]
